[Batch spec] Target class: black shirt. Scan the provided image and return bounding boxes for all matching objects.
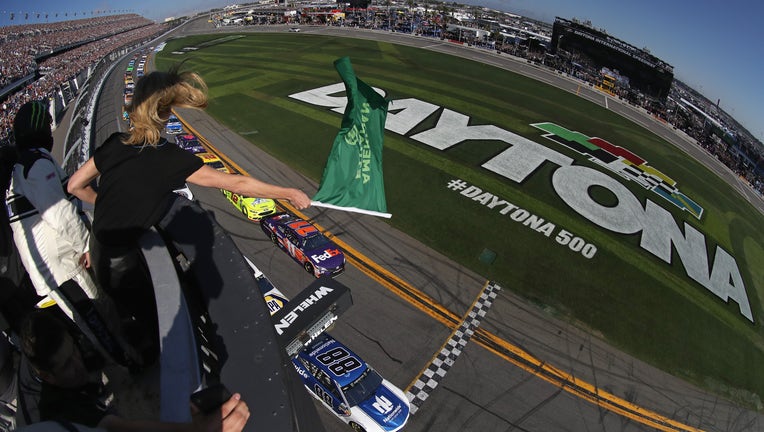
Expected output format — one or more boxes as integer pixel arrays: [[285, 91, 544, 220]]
[[16, 349, 113, 428], [92, 133, 203, 246]]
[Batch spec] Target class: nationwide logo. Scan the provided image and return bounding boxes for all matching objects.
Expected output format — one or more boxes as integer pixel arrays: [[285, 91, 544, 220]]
[[372, 395, 394, 414], [532, 122, 704, 220]]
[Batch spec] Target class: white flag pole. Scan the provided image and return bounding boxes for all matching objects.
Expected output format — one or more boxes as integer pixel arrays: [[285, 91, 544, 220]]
[[311, 201, 392, 218]]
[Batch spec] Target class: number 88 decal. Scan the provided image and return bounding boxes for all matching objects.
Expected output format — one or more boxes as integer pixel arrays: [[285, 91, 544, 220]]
[[318, 347, 362, 376]]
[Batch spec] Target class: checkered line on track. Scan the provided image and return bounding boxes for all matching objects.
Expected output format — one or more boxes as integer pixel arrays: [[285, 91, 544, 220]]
[[405, 282, 500, 414]]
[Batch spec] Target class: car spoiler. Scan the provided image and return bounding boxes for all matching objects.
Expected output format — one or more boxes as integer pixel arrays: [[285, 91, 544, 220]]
[[271, 276, 353, 357]]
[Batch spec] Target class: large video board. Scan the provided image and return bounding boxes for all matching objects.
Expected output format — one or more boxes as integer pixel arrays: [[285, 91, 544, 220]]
[[551, 18, 673, 99]]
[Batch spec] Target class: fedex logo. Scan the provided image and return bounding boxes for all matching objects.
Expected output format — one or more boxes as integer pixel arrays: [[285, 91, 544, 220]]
[[311, 249, 341, 262]]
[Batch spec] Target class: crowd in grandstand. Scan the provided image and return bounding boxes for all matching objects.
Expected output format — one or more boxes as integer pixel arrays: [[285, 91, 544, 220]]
[[0, 14, 170, 145]]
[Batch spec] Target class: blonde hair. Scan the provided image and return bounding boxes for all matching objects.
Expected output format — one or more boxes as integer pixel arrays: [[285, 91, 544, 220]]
[[124, 64, 208, 147]]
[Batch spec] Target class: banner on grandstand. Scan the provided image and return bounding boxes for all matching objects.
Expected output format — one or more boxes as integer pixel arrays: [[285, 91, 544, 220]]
[[311, 57, 391, 218]]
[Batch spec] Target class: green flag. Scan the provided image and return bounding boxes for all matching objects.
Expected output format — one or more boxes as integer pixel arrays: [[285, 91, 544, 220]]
[[312, 57, 391, 218]]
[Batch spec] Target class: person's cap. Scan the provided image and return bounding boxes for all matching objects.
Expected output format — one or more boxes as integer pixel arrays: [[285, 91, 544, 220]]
[[13, 100, 52, 138]]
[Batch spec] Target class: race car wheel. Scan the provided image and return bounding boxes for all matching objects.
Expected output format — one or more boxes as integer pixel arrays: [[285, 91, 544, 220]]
[[270, 232, 278, 244], [349, 422, 365, 432], [303, 261, 314, 276]]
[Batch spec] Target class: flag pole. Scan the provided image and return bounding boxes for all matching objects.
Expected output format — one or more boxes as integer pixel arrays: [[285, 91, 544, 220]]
[[311, 201, 392, 218]]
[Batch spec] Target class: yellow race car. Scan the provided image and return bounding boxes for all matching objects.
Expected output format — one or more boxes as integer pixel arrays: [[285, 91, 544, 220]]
[[221, 189, 277, 221]]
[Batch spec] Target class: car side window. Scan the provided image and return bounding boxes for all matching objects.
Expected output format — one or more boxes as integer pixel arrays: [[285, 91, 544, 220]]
[[328, 381, 342, 399], [316, 369, 334, 389], [287, 231, 298, 244]]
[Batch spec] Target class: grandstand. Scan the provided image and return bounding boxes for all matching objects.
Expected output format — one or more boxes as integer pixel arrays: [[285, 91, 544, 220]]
[[0, 14, 172, 146], [550, 17, 674, 100]]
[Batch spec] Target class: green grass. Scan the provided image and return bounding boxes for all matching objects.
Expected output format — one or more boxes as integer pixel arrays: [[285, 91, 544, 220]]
[[156, 33, 764, 407]]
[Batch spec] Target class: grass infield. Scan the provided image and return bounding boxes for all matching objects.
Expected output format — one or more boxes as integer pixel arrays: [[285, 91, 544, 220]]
[[156, 33, 764, 408]]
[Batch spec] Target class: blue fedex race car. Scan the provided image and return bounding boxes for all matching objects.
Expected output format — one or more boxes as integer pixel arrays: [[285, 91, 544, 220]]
[[247, 258, 410, 432], [260, 212, 345, 278]]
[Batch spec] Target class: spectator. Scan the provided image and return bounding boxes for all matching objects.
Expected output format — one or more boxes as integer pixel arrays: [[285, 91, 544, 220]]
[[5, 101, 138, 369], [67, 65, 311, 362], [0, 334, 16, 432], [16, 309, 250, 432], [0, 144, 40, 335]]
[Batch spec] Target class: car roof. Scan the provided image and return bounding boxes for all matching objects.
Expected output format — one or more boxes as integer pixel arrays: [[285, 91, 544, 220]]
[[270, 212, 299, 225], [282, 219, 324, 241], [303, 334, 368, 387], [196, 152, 221, 162]]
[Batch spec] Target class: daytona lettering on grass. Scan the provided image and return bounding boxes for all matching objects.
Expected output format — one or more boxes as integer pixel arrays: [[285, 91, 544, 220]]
[[292, 85, 754, 322], [446, 179, 598, 259]]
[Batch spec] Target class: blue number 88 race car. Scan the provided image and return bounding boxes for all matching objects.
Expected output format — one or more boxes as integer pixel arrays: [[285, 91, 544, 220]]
[[248, 258, 410, 432], [294, 334, 410, 432]]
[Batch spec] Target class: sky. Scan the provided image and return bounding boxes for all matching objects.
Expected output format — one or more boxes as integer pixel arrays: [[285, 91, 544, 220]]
[[1, 0, 762, 142]]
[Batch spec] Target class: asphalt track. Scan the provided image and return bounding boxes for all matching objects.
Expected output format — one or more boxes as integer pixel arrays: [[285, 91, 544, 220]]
[[72, 20, 764, 432]]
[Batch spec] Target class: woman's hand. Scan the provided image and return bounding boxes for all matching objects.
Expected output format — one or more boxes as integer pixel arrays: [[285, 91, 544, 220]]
[[287, 189, 312, 210], [187, 165, 312, 210]]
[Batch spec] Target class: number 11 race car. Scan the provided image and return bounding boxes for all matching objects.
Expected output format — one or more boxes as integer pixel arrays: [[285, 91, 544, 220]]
[[260, 212, 345, 278]]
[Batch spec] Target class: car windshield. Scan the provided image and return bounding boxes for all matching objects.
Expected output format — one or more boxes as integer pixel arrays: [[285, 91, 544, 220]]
[[341, 368, 382, 406], [303, 234, 331, 251]]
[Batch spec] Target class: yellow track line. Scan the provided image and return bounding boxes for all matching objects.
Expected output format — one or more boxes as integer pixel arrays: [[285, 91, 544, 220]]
[[176, 115, 704, 432]]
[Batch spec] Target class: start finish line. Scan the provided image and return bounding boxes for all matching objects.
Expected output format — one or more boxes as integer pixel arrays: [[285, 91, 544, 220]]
[[405, 282, 501, 414]]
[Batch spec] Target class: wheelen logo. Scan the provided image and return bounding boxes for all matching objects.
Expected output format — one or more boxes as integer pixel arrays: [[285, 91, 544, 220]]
[[532, 122, 704, 219], [273, 285, 334, 335], [311, 248, 341, 262]]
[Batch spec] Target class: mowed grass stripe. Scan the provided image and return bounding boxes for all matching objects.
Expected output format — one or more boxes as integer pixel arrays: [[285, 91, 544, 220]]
[[156, 33, 764, 407]]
